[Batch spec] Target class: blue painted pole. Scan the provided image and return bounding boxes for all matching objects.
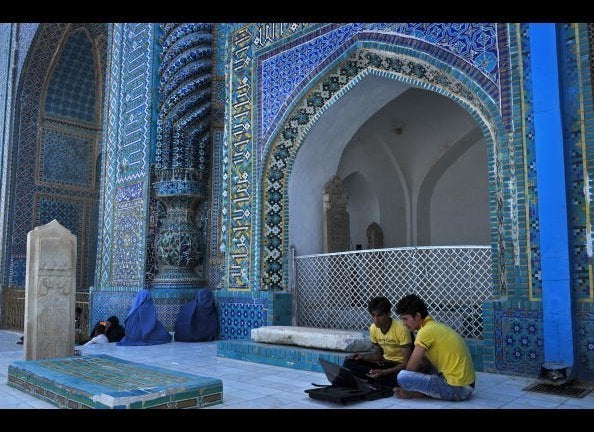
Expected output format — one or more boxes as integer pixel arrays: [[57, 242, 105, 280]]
[[528, 23, 574, 370]]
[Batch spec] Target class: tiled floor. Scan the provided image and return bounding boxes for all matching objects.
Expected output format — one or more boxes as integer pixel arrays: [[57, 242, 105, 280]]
[[1, 329, 593, 410]]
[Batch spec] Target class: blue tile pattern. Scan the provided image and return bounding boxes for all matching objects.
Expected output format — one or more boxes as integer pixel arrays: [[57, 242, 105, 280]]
[[8, 257, 25, 287], [16, 24, 38, 82], [110, 198, 145, 286], [95, 24, 156, 296], [0, 25, 16, 286], [218, 295, 269, 339], [576, 303, 594, 380], [3, 21, 594, 384], [259, 23, 499, 148], [559, 24, 594, 302], [214, 23, 245, 76], [39, 128, 93, 187], [493, 305, 543, 376], [89, 289, 136, 328], [37, 195, 81, 236], [208, 128, 224, 288], [3, 24, 104, 293], [45, 29, 96, 123]]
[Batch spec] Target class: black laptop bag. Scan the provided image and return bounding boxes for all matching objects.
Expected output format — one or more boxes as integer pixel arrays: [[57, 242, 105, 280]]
[[304, 380, 393, 405]]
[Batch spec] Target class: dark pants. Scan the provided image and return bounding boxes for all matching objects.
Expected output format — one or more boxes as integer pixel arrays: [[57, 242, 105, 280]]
[[343, 358, 400, 387]]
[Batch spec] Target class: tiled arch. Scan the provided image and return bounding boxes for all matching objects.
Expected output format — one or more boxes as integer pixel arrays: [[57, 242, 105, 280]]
[[4, 23, 106, 291], [259, 47, 507, 292]]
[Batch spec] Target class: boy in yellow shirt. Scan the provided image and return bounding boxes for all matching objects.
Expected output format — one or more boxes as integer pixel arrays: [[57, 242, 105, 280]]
[[394, 293, 476, 401], [343, 296, 413, 387]]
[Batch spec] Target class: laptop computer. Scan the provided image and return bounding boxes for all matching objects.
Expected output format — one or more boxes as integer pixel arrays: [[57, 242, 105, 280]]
[[308, 358, 394, 404], [319, 357, 394, 391], [319, 357, 359, 388]]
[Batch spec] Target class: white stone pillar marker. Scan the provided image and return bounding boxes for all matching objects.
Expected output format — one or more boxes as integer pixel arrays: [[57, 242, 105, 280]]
[[24, 219, 76, 360]]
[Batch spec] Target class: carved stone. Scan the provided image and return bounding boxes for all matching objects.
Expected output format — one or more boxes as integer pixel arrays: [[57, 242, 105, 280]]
[[24, 220, 76, 360], [366, 222, 384, 249], [323, 176, 350, 253]]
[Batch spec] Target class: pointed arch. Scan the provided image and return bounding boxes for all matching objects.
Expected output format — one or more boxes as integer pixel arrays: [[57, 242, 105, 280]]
[[259, 47, 506, 292], [2, 24, 107, 291]]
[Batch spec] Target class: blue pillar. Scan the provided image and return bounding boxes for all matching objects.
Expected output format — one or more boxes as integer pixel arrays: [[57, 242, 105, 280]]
[[529, 23, 574, 370]]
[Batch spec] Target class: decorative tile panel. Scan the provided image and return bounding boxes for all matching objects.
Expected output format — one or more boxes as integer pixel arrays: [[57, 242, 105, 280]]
[[0, 24, 17, 287], [110, 185, 145, 286], [492, 305, 543, 376], [258, 23, 500, 150], [96, 24, 157, 292], [217, 295, 268, 339], [3, 24, 105, 294], [44, 29, 97, 123], [39, 126, 94, 188]]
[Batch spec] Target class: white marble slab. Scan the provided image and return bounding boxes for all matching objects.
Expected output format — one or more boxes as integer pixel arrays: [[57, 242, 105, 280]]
[[251, 326, 373, 352]]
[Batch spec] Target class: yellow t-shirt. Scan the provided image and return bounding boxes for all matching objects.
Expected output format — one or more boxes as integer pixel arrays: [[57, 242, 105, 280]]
[[415, 316, 476, 386], [369, 319, 412, 362]]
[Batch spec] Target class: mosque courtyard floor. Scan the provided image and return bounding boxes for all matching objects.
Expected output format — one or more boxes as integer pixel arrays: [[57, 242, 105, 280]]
[[0, 329, 593, 413]]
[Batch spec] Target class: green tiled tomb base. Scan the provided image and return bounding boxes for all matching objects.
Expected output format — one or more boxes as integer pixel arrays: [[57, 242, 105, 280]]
[[7, 354, 223, 409], [217, 339, 351, 372]]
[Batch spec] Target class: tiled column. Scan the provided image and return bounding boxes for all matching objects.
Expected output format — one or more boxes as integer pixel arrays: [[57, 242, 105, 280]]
[[529, 23, 575, 372]]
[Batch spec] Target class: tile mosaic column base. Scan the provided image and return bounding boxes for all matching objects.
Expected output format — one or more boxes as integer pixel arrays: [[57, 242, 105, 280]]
[[7, 354, 223, 409]]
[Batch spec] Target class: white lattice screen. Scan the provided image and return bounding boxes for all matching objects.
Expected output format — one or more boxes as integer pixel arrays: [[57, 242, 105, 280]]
[[292, 246, 493, 339]]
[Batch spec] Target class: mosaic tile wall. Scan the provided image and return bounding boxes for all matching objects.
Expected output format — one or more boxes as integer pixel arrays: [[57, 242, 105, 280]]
[[90, 288, 201, 332], [214, 22, 594, 379], [217, 294, 269, 339], [2, 22, 593, 379], [94, 23, 157, 298], [90, 24, 207, 331], [0, 25, 16, 287], [15, 24, 38, 85], [478, 23, 594, 380], [560, 23, 594, 380], [214, 22, 513, 343], [2, 24, 105, 294], [483, 299, 544, 376]]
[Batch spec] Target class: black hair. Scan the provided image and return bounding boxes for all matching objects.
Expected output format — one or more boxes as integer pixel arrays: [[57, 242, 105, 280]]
[[367, 296, 391, 315], [107, 316, 119, 325], [395, 294, 429, 318], [93, 323, 106, 335]]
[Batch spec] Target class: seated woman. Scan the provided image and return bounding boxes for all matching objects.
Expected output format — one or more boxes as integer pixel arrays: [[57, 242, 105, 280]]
[[84, 323, 109, 345], [118, 289, 172, 346], [89, 315, 126, 343]]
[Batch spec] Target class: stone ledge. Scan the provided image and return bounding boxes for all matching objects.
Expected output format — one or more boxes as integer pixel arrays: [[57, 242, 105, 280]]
[[251, 326, 373, 352]]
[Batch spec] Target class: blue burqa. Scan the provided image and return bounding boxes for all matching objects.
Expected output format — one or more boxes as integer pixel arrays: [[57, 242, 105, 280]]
[[117, 289, 172, 346], [174, 288, 218, 342]]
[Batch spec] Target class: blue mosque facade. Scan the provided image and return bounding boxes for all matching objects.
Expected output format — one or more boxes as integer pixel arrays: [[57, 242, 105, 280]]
[[1, 23, 593, 381]]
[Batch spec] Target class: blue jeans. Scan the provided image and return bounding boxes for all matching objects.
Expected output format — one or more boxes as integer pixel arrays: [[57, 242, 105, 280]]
[[397, 370, 474, 401]]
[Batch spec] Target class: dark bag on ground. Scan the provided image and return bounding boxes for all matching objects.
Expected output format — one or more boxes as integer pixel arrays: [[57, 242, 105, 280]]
[[304, 382, 393, 404], [304, 358, 394, 405]]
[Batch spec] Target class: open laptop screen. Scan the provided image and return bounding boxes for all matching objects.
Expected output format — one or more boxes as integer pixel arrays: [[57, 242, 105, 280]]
[[318, 358, 358, 388]]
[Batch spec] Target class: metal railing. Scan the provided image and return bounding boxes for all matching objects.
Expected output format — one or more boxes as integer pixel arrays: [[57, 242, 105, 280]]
[[1, 288, 90, 337], [293, 246, 493, 339]]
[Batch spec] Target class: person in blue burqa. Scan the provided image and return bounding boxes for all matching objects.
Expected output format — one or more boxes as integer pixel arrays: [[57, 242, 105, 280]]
[[174, 288, 218, 342], [117, 289, 172, 346]]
